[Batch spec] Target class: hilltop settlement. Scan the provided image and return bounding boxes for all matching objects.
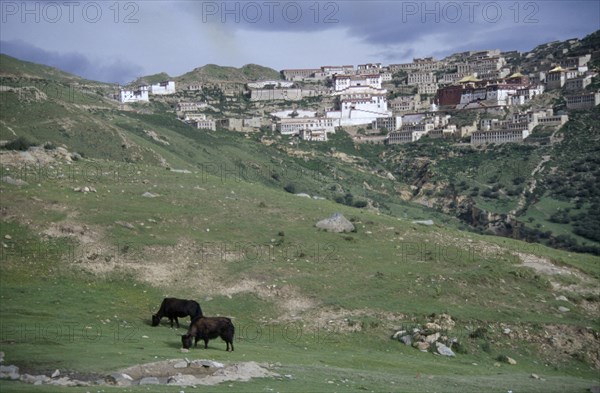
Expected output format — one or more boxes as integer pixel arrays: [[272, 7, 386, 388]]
[[117, 37, 599, 145]]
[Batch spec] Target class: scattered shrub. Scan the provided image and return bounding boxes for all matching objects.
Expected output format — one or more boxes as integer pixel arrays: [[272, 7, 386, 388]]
[[3, 136, 37, 151]]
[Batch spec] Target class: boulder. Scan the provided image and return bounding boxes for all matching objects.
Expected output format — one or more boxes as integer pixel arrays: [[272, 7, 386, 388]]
[[0, 365, 19, 380], [412, 220, 433, 226], [413, 341, 430, 351], [436, 342, 456, 357], [399, 335, 412, 346], [105, 373, 133, 386], [424, 332, 440, 344], [1, 176, 28, 186], [167, 373, 200, 386], [191, 359, 224, 369], [142, 192, 159, 198], [315, 213, 355, 233], [139, 376, 160, 385], [20, 374, 50, 384]]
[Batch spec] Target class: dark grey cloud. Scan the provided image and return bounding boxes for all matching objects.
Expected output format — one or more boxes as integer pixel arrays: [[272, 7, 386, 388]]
[[0, 40, 143, 84], [183, 0, 599, 60]]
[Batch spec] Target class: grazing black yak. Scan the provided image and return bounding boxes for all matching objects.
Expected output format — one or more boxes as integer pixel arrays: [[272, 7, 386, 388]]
[[181, 316, 234, 351], [151, 298, 202, 328]]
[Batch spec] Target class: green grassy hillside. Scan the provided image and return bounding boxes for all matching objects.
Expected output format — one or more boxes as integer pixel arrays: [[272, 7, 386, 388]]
[[0, 54, 599, 393]]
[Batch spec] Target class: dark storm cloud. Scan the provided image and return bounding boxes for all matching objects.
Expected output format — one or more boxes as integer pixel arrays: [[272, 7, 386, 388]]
[[0, 40, 143, 84], [183, 0, 599, 59]]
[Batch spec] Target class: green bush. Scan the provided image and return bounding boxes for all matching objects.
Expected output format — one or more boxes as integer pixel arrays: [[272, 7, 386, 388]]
[[3, 136, 37, 151]]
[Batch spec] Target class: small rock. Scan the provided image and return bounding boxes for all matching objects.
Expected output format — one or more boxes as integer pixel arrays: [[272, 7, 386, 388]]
[[413, 341, 430, 351], [3, 235, 11, 240], [1, 176, 28, 186], [51, 369, 60, 378], [436, 342, 456, 357], [399, 335, 412, 346], [494, 362, 501, 367], [139, 376, 160, 385], [20, 374, 50, 384], [558, 306, 570, 313], [315, 213, 355, 233], [191, 359, 224, 368], [555, 295, 569, 302], [424, 332, 440, 344], [174, 361, 188, 369], [0, 364, 20, 380], [167, 373, 199, 386], [531, 373, 540, 380], [142, 192, 159, 198], [105, 373, 133, 386], [115, 221, 135, 230], [503, 328, 511, 335], [424, 322, 441, 331], [507, 357, 517, 365], [180, 348, 189, 353], [412, 219, 433, 226]]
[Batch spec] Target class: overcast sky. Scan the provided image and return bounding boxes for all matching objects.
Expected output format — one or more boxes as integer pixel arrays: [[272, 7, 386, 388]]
[[0, 1, 598, 84]]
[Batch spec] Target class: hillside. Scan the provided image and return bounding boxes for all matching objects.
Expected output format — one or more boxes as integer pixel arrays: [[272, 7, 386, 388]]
[[0, 54, 105, 85], [176, 63, 282, 83], [0, 52, 599, 392]]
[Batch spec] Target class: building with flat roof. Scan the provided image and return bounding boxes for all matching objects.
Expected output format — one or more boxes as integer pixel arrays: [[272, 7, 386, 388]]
[[566, 91, 600, 110], [471, 129, 529, 145], [119, 86, 149, 103], [276, 117, 336, 136]]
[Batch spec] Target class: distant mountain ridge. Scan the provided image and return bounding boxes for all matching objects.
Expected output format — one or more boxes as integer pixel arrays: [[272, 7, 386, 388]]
[[130, 63, 281, 87]]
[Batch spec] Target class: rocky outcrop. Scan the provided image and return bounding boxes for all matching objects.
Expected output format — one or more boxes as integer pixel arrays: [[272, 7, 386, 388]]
[[315, 213, 355, 233]]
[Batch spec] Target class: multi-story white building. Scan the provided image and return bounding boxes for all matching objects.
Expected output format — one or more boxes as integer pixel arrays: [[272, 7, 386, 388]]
[[559, 54, 591, 70], [327, 85, 391, 126], [386, 130, 428, 144], [195, 119, 216, 131], [407, 72, 436, 85], [566, 91, 600, 110], [281, 68, 320, 81], [565, 74, 594, 91], [381, 72, 393, 82], [372, 116, 403, 131], [333, 74, 382, 91], [357, 63, 382, 72], [299, 128, 329, 141], [417, 83, 439, 95], [471, 129, 529, 145], [177, 102, 208, 112], [390, 95, 420, 113], [321, 65, 354, 77], [389, 57, 441, 72], [149, 81, 176, 95], [247, 80, 294, 89], [119, 86, 149, 103], [276, 117, 336, 136]]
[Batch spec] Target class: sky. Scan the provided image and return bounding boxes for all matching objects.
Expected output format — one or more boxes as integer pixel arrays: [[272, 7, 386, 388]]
[[0, 0, 598, 84]]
